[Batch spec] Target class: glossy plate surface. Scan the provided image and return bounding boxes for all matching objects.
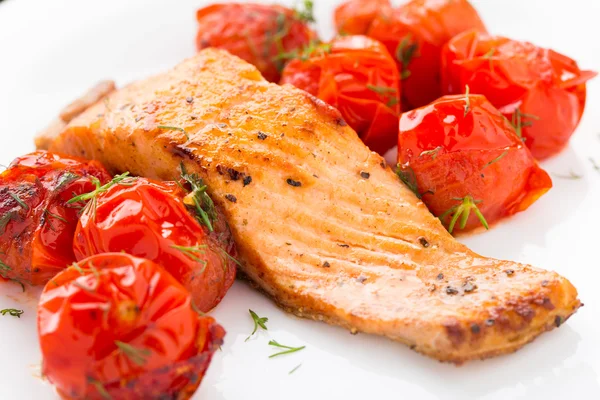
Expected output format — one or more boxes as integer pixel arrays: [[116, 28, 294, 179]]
[[0, 0, 599, 398]]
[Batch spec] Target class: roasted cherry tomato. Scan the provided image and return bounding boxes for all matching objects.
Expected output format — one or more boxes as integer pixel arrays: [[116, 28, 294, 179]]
[[73, 176, 237, 312], [441, 30, 597, 160], [195, 2, 317, 82], [0, 151, 110, 286], [397, 93, 552, 233], [334, 0, 391, 35], [367, 0, 487, 110], [38, 253, 225, 400], [280, 35, 401, 154]]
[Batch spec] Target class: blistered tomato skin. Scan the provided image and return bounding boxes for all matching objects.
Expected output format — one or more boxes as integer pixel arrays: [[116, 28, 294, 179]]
[[334, 0, 392, 35], [398, 94, 552, 233], [73, 177, 237, 312], [38, 253, 225, 400], [0, 151, 111, 286], [367, 0, 487, 110], [281, 35, 401, 155], [441, 30, 597, 159], [195, 3, 316, 82]]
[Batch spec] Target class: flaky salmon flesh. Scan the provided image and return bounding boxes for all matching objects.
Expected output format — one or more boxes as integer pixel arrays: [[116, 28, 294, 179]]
[[37, 49, 580, 363]]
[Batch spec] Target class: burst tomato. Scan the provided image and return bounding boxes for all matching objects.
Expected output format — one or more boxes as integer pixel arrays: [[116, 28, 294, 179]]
[[397, 93, 552, 233], [38, 253, 225, 400], [367, 0, 487, 110], [280, 35, 401, 154], [334, 0, 391, 35], [441, 30, 597, 160], [0, 151, 111, 286], [195, 2, 317, 82], [72, 176, 237, 312]]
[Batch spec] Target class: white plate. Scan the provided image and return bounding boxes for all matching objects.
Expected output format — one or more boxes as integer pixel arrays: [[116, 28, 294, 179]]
[[1, 0, 599, 399]]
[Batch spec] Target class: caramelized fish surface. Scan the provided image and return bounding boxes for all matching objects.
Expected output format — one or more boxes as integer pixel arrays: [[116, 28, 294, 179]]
[[41, 49, 580, 363]]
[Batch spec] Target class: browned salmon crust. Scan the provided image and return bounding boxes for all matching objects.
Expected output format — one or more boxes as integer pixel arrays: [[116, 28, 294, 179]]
[[40, 49, 580, 363]]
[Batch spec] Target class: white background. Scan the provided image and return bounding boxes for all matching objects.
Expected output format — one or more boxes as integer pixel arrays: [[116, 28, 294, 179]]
[[0, 0, 599, 399]]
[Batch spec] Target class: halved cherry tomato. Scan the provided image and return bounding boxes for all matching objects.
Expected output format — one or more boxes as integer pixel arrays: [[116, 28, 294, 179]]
[[73, 176, 237, 312], [397, 93, 552, 233], [441, 30, 597, 160], [38, 253, 225, 400], [367, 0, 487, 110], [334, 0, 391, 35], [0, 151, 111, 286], [195, 2, 317, 82], [280, 35, 401, 154]]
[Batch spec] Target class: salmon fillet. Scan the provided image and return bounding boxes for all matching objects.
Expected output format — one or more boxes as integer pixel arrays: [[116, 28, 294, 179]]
[[39, 49, 580, 363]]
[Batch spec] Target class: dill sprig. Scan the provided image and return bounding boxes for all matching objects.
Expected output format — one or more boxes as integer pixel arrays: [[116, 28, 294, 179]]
[[366, 84, 397, 96], [171, 244, 208, 274], [438, 195, 489, 234], [553, 170, 582, 180], [294, 0, 315, 23], [88, 377, 112, 400], [395, 165, 421, 199], [396, 35, 418, 80], [157, 125, 189, 139], [289, 364, 302, 374], [482, 150, 508, 170], [115, 340, 151, 366], [0, 308, 23, 318], [68, 173, 135, 219], [0, 212, 15, 234], [246, 309, 268, 341], [9, 192, 28, 211], [180, 163, 217, 232], [268, 340, 306, 358], [275, 40, 331, 62], [55, 171, 80, 191], [510, 108, 539, 139]]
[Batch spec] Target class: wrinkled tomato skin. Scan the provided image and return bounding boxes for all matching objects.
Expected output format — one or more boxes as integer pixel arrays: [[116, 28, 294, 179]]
[[334, 0, 392, 35], [195, 3, 316, 82], [0, 151, 111, 286], [281, 35, 401, 155], [367, 0, 487, 110], [441, 30, 597, 159], [398, 94, 552, 232], [73, 178, 237, 312], [38, 253, 225, 400]]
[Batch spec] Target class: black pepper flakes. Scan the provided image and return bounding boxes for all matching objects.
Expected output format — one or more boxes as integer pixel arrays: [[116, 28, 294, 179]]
[[418, 237, 430, 248], [436, 273, 444, 280], [541, 280, 549, 287], [356, 275, 367, 284], [186, 96, 194, 104], [360, 171, 370, 179], [555, 315, 563, 327], [243, 176, 252, 186], [445, 286, 459, 295], [323, 261, 330, 268], [485, 319, 495, 326], [286, 178, 301, 187], [505, 269, 515, 276], [463, 282, 477, 293], [134, 116, 143, 122], [257, 131, 268, 140], [338, 244, 350, 248], [227, 168, 242, 181], [225, 194, 237, 203], [470, 323, 481, 334]]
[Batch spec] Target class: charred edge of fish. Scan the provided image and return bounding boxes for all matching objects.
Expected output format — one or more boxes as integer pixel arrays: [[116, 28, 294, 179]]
[[257, 131, 268, 140], [360, 171, 370, 179], [225, 194, 237, 203], [169, 144, 196, 161], [418, 237, 429, 248], [286, 178, 301, 187]]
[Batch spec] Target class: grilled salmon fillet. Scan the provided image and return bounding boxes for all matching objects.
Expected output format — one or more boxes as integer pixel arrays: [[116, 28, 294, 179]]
[[39, 49, 580, 363]]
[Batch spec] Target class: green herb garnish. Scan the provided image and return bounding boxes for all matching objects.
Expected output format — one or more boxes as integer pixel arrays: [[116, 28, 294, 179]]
[[55, 171, 80, 191], [366, 85, 397, 95], [510, 108, 539, 139], [68, 172, 135, 219], [0, 308, 23, 318], [294, 0, 315, 23], [482, 150, 508, 170], [115, 340, 151, 366], [590, 158, 600, 173], [88, 378, 112, 400], [289, 363, 302, 374], [0, 212, 15, 234], [553, 170, 582, 180], [9, 192, 28, 211], [395, 165, 421, 199], [157, 125, 189, 139], [438, 195, 489, 234], [268, 340, 306, 358], [171, 245, 208, 274], [246, 309, 268, 341], [395, 35, 418, 80], [180, 163, 217, 232]]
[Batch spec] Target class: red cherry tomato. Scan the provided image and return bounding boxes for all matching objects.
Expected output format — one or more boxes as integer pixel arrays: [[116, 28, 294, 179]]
[[280, 35, 401, 155], [441, 30, 597, 160], [38, 253, 225, 400], [195, 2, 317, 82], [0, 151, 111, 286], [334, 0, 392, 35], [367, 0, 487, 110], [73, 177, 237, 312], [397, 94, 552, 233]]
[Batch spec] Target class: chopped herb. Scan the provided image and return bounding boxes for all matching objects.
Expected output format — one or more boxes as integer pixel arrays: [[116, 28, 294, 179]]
[[482, 48, 496, 59], [171, 245, 208, 274], [275, 40, 331, 62], [157, 125, 189, 139], [42, 209, 67, 224], [268, 340, 306, 358], [9, 192, 28, 211], [395, 165, 420, 199], [510, 108, 539, 139], [0, 308, 23, 318], [0, 259, 11, 275], [553, 170, 582, 180], [0, 212, 15, 234], [463, 85, 471, 117], [246, 309, 268, 341], [438, 195, 489, 234], [589, 158, 600, 172], [286, 178, 302, 187], [396, 35, 418, 80], [88, 378, 112, 400], [386, 97, 399, 108], [115, 340, 151, 366], [180, 163, 217, 232], [294, 0, 315, 23], [289, 364, 302, 375], [482, 150, 508, 170], [366, 85, 397, 95], [419, 146, 442, 160], [68, 173, 135, 220], [55, 171, 80, 191]]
